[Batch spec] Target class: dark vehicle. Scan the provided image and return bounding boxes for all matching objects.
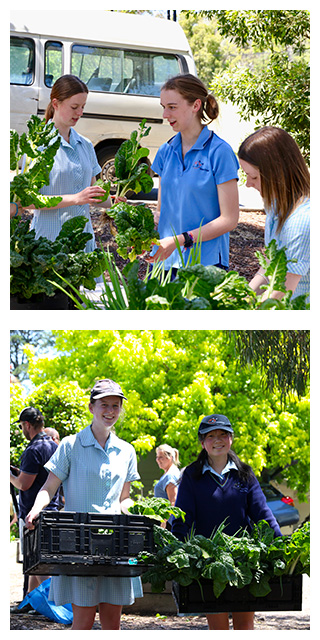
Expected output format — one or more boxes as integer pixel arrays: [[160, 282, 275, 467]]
[[261, 483, 300, 528]]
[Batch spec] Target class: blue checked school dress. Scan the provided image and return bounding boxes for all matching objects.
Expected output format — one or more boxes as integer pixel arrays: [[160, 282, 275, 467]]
[[44, 426, 143, 607], [30, 125, 101, 253], [264, 198, 310, 301]]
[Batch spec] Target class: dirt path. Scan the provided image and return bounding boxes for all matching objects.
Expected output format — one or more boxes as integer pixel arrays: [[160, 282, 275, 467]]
[[10, 542, 310, 631]]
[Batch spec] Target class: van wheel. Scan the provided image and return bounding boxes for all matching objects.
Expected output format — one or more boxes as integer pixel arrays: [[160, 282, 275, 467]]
[[96, 145, 119, 193]]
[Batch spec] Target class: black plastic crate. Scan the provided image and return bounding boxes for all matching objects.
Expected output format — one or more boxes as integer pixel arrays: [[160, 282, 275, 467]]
[[23, 511, 155, 577], [172, 575, 303, 613]]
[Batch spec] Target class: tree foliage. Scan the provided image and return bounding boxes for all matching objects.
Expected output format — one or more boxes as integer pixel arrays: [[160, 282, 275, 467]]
[[183, 10, 310, 161], [229, 331, 310, 401], [10, 331, 309, 499], [10, 330, 55, 381]]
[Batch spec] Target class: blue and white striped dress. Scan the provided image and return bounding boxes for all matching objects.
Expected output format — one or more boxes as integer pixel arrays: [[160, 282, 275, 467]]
[[30, 125, 101, 253], [264, 198, 310, 301], [44, 426, 143, 607]]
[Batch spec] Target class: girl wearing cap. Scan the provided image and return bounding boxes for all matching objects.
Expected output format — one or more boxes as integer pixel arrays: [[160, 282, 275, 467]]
[[155, 444, 181, 506], [171, 413, 281, 631], [238, 127, 310, 301], [146, 74, 239, 278], [25, 379, 141, 630]]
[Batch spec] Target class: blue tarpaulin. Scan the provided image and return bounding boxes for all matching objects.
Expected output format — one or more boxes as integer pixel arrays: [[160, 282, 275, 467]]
[[18, 578, 73, 624]]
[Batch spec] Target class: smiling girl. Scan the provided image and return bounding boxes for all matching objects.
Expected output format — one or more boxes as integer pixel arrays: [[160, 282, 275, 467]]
[[25, 379, 142, 630], [146, 74, 239, 277], [28, 75, 115, 252], [172, 414, 281, 630]]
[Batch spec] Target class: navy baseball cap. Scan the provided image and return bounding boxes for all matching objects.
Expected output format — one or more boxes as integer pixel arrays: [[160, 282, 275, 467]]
[[12, 407, 43, 425], [198, 414, 234, 436], [90, 379, 127, 402]]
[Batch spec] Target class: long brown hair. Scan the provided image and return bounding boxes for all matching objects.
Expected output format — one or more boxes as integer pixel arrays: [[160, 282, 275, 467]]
[[45, 74, 88, 122], [161, 73, 219, 124], [238, 126, 310, 232]]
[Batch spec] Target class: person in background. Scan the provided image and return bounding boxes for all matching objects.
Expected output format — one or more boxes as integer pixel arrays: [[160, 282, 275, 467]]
[[238, 126, 310, 302], [44, 427, 60, 445], [44, 427, 64, 509], [10, 407, 60, 593], [172, 414, 281, 631], [146, 73, 239, 278], [154, 444, 181, 506], [25, 379, 142, 630]]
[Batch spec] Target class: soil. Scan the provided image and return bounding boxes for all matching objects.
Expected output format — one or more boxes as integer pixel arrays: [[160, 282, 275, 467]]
[[10, 543, 310, 631]]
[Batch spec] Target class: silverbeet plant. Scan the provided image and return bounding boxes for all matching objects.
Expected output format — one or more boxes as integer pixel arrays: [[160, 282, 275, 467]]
[[10, 215, 108, 299], [52, 239, 310, 310], [10, 115, 63, 209], [128, 497, 186, 524], [138, 520, 310, 599], [98, 120, 160, 259]]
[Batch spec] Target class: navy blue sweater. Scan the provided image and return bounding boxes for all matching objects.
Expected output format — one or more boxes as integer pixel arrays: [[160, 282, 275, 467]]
[[172, 463, 282, 540]]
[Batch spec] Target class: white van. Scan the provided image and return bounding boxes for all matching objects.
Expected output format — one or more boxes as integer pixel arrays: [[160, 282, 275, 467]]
[[10, 10, 196, 182]]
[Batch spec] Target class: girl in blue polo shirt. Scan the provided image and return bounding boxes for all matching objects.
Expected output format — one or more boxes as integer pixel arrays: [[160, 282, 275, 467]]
[[28, 75, 115, 252], [146, 74, 239, 275], [172, 414, 281, 631], [238, 126, 310, 302]]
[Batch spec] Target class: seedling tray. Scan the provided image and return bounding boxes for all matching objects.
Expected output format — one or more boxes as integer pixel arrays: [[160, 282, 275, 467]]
[[23, 511, 155, 577], [172, 575, 303, 613]]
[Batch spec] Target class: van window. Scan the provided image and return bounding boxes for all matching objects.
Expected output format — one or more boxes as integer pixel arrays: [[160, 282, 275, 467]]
[[71, 43, 181, 96], [10, 37, 35, 85], [44, 41, 63, 87]]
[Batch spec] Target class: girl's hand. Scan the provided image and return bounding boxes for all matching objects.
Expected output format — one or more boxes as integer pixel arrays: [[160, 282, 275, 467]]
[[145, 236, 177, 263], [25, 509, 39, 530], [75, 185, 107, 205], [112, 195, 127, 205]]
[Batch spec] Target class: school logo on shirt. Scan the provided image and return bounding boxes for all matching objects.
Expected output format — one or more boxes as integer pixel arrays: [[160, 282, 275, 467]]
[[193, 160, 209, 171], [234, 481, 249, 493]]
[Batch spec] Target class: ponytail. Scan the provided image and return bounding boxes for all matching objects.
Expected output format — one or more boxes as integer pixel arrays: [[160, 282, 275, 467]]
[[45, 102, 55, 123], [205, 93, 219, 123]]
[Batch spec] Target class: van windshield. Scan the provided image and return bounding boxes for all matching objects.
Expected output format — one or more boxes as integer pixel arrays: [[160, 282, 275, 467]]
[[71, 44, 181, 96]]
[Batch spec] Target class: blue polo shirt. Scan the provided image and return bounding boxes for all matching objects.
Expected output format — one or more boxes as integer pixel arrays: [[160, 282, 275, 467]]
[[151, 126, 239, 270], [18, 432, 59, 520], [154, 464, 181, 499]]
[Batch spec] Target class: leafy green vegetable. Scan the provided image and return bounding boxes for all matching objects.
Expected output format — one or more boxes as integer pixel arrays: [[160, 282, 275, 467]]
[[10, 215, 107, 299], [55, 240, 310, 310], [128, 497, 186, 523], [94, 179, 111, 203], [113, 119, 154, 198], [139, 520, 310, 599], [108, 203, 160, 261], [97, 121, 156, 259], [10, 115, 62, 209]]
